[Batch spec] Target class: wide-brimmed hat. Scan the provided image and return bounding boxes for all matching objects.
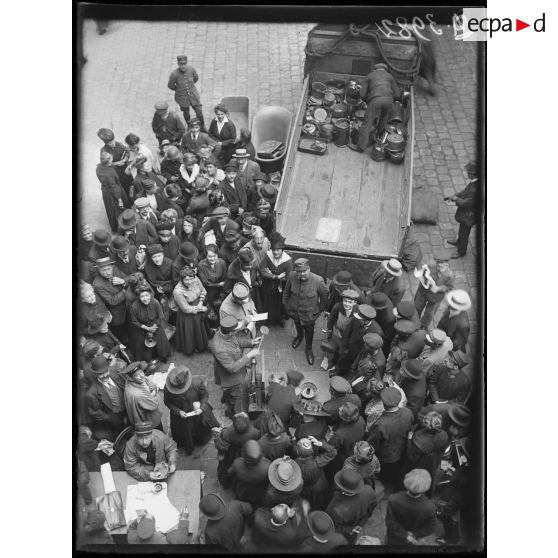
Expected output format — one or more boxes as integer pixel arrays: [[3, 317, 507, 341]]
[[334, 468, 364, 495], [382, 258, 403, 277], [332, 270, 352, 287], [448, 403, 471, 427], [400, 359, 424, 380], [111, 235, 130, 252], [199, 493, 227, 520], [180, 241, 199, 260], [307, 511, 335, 541], [330, 375, 351, 395], [165, 366, 192, 394], [394, 319, 415, 336], [369, 292, 390, 310], [90, 355, 110, 375], [118, 209, 139, 230], [294, 399, 330, 417], [232, 148, 249, 159], [426, 328, 447, 345], [446, 289, 472, 312], [93, 229, 112, 247], [393, 301, 415, 320], [268, 457, 303, 492], [403, 468, 432, 494]]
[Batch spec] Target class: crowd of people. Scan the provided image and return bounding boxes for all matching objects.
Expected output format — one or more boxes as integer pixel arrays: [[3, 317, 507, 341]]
[[77, 53, 479, 551]]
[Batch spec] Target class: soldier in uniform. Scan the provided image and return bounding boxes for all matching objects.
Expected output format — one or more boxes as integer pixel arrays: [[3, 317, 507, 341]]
[[168, 54, 205, 129]]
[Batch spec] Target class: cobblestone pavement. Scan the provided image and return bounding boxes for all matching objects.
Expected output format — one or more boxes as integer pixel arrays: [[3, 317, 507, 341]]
[[80, 20, 479, 541]]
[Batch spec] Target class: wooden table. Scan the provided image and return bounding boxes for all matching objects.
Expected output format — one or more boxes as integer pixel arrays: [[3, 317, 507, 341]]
[[89, 471, 201, 535], [263, 368, 331, 404]]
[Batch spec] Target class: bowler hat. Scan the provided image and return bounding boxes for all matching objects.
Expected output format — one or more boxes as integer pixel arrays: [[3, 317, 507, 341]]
[[446, 289, 472, 312], [232, 148, 249, 159], [199, 494, 226, 521], [154, 100, 168, 111], [97, 128, 115, 143], [220, 315, 239, 333], [232, 282, 250, 300], [135, 421, 153, 436], [91, 355, 109, 375], [93, 256, 115, 268], [260, 183, 277, 201], [93, 229, 112, 247], [394, 319, 415, 336], [369, 293, 390, 310], [330, 375, 351, 394], [332, 270, 352, 287], [268, 457, 303, 492], [118, 209, 138, 231], [363, 332, 383, 350], [382, 258, 403, 277], [403, 468, 432, 494], [147, 244, 164, 257], [380, 386, 402, 408], [179, 241, 199, 260], [111, 235, 130, 252], [294, 258, 310, 271], [307, 511, 335, 541], [137, 516, 156, 540], [400, 359, 424, 380], [394, 301, 415, 320], [448, 403, 471, 427], [450, 349, 470, 368], [357, 304, 377, 320], [165, 366, 192, 394], [334, 468, 364, 495], [426, 328, 447, 345], [339, 402, 360, 423]]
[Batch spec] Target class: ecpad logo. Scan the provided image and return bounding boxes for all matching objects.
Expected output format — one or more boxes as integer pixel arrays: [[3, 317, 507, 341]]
[[462, 8, 546, 40]]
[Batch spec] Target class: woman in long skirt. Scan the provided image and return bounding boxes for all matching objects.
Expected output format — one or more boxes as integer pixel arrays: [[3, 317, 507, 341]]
[[96, 152, 129, 232], [197, 244, 227, 327], [259, 232, 292, 325], [173, 266, 209, 355], [129, 285, 172, 361]]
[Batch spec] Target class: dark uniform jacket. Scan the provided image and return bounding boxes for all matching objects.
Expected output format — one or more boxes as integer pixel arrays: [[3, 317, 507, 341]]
[[228, 455, 271, 507], [339, 317, 385, 361], [152, 110, 186, 143], [322, 393, 362, 426], [325, 485, 377, 537], [400, 375, 427, 420], [123, 430, 178, 481], [252, 507, 307, 550], [429, 363, 470, 403], [92, 268, 128, 326], [367, 407, 414, 464], [204, 500, 253, 552], [208, 330, 253, 388], [454, 179, 478, 227], [437, 308, 470, 352], [167, 65, 201, 107], [282, 271, 328, 325]]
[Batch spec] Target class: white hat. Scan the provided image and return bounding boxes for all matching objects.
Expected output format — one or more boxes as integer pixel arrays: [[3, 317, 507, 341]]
[[382, 258, 403, 277], [446, 289, 472, 312]]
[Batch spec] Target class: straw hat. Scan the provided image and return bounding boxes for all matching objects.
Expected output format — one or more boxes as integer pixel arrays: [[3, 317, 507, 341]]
[[446, 289, 472, 312]]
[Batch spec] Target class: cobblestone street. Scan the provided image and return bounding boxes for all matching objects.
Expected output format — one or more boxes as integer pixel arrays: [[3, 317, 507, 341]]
[[80, 19, 479, 541]]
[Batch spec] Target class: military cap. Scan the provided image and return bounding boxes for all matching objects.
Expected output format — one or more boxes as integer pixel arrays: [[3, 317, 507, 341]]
[[363, 333, 383, 349], [330, 375, 351, 394]]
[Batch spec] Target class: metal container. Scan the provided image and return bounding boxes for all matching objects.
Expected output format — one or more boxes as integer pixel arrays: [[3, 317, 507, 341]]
[[387, 101, 405, 123], [354, 109, 366, 123], [385, 132, 405, 152], [333, 118, 350, 147], [331, 103, 348, 119], [319, 123, 334, 142], [323, 92, 335, 107], [388, 150, 405, 164], [371, 144, 387, 162], [311, 81, 327, 100]]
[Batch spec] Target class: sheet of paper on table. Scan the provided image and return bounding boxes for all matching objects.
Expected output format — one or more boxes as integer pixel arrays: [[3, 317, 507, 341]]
[[100, 462, 116, 494], [253, 313, 268, 322], [124, 482, 180, 534]]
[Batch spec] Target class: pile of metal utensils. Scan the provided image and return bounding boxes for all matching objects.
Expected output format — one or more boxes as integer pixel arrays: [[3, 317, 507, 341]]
[[370, 100, 408, 164]]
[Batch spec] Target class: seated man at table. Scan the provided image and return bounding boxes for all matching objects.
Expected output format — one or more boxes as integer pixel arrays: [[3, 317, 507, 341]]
[[127, 512, 168, 544], [123, 421, 178, 481]]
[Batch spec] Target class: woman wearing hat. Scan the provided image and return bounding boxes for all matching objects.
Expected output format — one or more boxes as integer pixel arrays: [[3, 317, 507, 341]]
[[197, 244, 227, 325], [385, 468, 437, 545], [164, 366, 219, 455], [342, 441, 381, 490], [295, 436, 337, 511], [129, 284, 172, 362], [257, 410, 294, 461], [293, 400, 330, 442], [208, 104, 238, 166], [368, 258, 406, 308], [259, 232, 292, 326], [436, 289, 471, 352], [263, 456, 304, 508], [96, 151, 130, 233], [172, 267, 209, 356], [325, 288, 360, 367], [98, 127, 132, 191]]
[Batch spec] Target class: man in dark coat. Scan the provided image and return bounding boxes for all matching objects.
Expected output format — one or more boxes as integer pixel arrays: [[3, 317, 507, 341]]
[[387, 320, 427, 379], [218, 230, 242, 266], [322, 376, 362, 425], [282, 258, 328, 365], [92, 257, 129, 342], [160, 146, 188, 191], [156, 221, 181, 261], [337, 304, 384, 375], [199, 494, 252, 552], [171, 241, 199, 285], [300, 511, 348, 552], [368, 258, 406, 308], [168, 54, 204, 128], [111, 235, 140, 276], [232, 148, 261, 195], [181, 118, 217, 153], [368, 292, 397, 350], [85, 355, 127, 441], [198, 206, 240, 250], [445, 161, 479, 258], [437, 290, 471, 352], [151, 100, 186, 145], [351, 332, 386, 379], [357, 63, 400, 151], [325, 468, 377, 542], [228, 440, 271, 508], [208, 316, 260, 417], [117, 208, 158, 248], [367, 387, 414, 489], [127, 514, 168, 544], [266, 369, 303, 427], [218, 161, 248, 220], [251, 503, 307, 551], [429, 350, 471, 404], [399, 359, 427, 420]]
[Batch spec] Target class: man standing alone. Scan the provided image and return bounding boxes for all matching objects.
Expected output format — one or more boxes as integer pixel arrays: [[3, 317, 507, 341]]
[[168, 54, 205, 130]]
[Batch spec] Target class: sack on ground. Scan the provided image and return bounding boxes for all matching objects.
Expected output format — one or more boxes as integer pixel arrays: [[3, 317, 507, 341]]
[[411, 187, 439, 224]]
